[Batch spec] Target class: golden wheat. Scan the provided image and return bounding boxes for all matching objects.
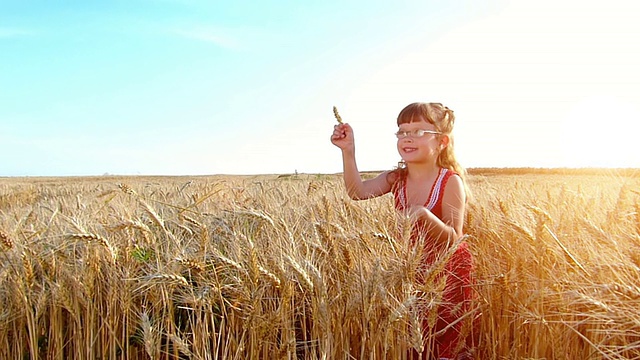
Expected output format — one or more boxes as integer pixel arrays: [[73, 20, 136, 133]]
[[1, 171, 639, 359]]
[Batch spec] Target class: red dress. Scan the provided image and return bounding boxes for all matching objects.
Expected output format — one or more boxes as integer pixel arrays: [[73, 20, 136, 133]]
[[392, 168, 475, 359]]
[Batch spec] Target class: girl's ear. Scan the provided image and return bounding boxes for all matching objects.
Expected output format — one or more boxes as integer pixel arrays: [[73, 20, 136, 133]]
[[440, 134, 450, 149]]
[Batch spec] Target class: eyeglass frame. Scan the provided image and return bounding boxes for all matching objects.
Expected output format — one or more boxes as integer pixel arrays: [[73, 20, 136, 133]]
[[394, 129, 443, 139]]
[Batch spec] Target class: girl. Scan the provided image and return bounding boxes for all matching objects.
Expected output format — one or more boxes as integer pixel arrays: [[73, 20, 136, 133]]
[[331, 102, 474, 360]]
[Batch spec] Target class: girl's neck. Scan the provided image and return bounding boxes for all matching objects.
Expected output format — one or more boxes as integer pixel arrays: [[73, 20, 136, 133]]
[[405, 162, 440, 181]]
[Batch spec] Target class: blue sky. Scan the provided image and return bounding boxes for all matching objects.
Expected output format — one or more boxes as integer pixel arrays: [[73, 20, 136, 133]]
[[2, 0, 640, 176]]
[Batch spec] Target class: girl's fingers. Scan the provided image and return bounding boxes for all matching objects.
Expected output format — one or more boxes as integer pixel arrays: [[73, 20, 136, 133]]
[[331, 123, 350, 141]]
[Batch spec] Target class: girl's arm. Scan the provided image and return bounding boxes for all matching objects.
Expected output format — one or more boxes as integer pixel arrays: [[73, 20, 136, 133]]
[[331, 123, 392, 200], [407, 174, 466, 243]]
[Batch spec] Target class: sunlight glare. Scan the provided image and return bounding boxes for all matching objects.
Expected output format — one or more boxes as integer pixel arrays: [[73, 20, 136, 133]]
[[561, 95, 640, 168]]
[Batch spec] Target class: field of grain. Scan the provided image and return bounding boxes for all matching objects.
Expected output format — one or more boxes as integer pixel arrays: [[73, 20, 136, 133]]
[[1, 170, 639, 359]]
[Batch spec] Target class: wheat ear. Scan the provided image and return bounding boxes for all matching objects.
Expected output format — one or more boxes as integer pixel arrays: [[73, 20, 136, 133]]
[[117, 183, 136, 195], [0, 230, 13, 249], [67, 233, 117, 262], [176, 257, 205, 272], [258, 265, 281, 288], [138, 199, 166, 231], [148, 274, 190, 286], [285, 254, 314, 291], [211, 249, 245, 272], [181, 214, 204, 229], [140, 312, 158, 359], [333, 106, 343, 124]]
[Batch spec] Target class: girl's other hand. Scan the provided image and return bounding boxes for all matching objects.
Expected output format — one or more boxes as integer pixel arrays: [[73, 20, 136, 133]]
[[405, 205, 428, 222], [330, 123, 355, 151]]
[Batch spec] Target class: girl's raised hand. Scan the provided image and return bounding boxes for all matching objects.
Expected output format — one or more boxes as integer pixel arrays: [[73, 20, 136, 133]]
[[330, 123, 355, 151]]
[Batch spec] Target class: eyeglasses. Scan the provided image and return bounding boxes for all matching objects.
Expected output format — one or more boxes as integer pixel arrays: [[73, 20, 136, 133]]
[[394, 129, 442, 139]]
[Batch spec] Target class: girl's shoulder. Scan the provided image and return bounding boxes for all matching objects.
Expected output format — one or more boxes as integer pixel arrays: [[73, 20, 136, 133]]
[[442, 169, 466, 201], [385, 168, 407, 189], [442, 167, 458, 176], [440, 167, 464, 185]]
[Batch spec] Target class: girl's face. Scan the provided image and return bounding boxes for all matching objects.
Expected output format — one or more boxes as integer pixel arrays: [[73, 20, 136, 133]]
[[396, 118, 443, 165]]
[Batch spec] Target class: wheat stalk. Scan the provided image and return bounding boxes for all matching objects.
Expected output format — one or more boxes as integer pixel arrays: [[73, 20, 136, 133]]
[[111, 218, 153, 244], [543, 224, 590, 276], [139, 199, 166, 231], [526, 204, 553, 224], [67, 233, 118, 262], [389, 295, 414, 324], [151, 273, 189, 286], [505, 219, 536, 243], [117, 183, 136, 195], [138, 199, 180, 242], [233, 209, 276, 228], [634, 200, 640, 235], [340, 243, 353, 268], [307, 181, 320, 195], [425, 277, 446, 331], [166, 333, 193, 358], [181, 214, 204, 229], [140, 312, 158, 359], [211, 249, 245, 273], [258, 265, 281, 288], [21, 251, 35, 286], [0, 230, 13, 249], [285, 254, 314, 292], [332, 106, 343, 124], [409, 305, 424, 353], [176, 257, 205, 272], [373, 232, 399, 255]]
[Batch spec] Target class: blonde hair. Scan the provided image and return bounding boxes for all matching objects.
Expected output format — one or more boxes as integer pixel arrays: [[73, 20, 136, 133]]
[[388, 102, 468, 190]]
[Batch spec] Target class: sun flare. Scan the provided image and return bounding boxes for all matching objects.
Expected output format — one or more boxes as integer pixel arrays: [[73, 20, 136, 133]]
[[561, 95, 640, 168]]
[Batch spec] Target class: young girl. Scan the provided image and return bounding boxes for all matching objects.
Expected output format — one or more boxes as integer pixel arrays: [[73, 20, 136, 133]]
[[331, 102, 474, 360]]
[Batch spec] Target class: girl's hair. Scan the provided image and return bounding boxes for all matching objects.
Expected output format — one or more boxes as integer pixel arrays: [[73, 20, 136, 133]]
[[388, 102, 468, 189]]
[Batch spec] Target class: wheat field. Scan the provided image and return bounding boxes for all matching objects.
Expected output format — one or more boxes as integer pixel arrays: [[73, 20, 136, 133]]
[[1, 170, 639, 359]]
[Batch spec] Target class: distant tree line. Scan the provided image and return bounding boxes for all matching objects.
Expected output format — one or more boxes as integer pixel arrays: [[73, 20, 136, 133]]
[[466, 167, 640, 177]]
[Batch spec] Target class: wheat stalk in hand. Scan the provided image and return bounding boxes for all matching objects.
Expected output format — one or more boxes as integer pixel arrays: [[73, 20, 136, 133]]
[[333, 106, 343, 124]]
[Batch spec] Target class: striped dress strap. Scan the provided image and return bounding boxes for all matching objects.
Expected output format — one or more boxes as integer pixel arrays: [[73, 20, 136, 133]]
[[425, 168, 448, 210], [392, 175, 406, 211]]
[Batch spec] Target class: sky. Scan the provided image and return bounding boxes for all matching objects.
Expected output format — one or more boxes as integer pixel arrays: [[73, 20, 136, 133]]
[[1, 0, 640, 176]]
